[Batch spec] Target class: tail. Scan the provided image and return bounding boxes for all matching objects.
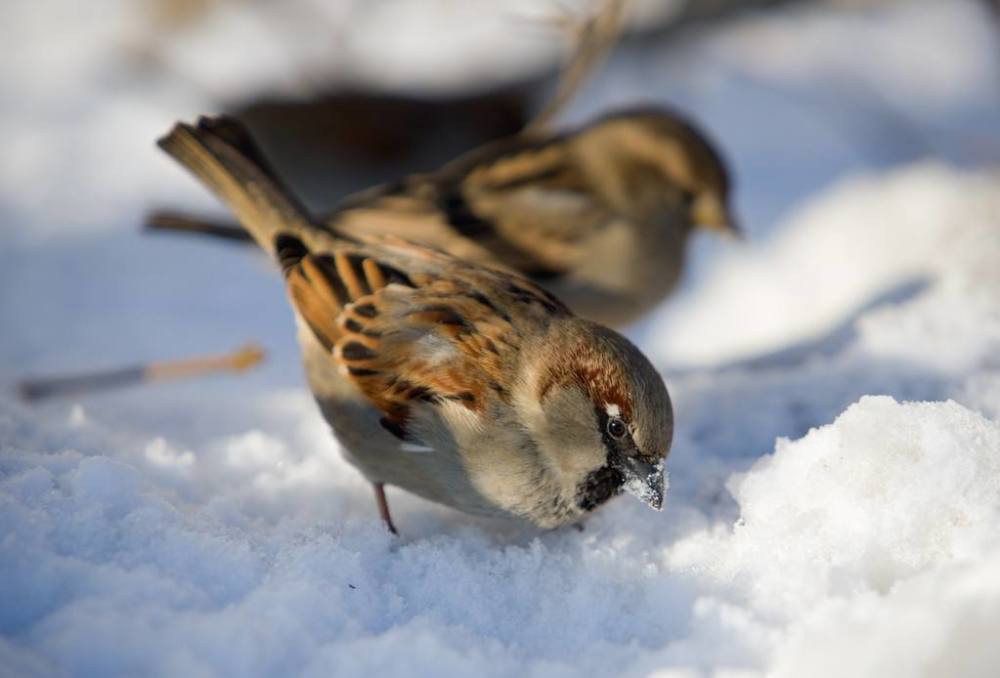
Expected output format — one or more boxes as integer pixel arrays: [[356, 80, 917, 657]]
[[157, 116, 318, 255], [146, 209, 253, 243]]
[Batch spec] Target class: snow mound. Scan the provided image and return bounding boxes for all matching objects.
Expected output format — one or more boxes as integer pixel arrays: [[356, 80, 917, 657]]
[[6, 395, 999, 676], [673, 397, 1000, 608], [669, 396, 1000, 677]]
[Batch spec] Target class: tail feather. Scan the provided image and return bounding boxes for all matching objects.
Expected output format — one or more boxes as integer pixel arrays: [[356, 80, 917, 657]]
[[157, 116, 316, 255], [146, 209, 253, 242]]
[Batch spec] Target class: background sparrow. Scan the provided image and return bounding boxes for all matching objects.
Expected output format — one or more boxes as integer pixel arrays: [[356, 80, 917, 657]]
[[158, 116, 673, 532], [151, 106, 736, 328]]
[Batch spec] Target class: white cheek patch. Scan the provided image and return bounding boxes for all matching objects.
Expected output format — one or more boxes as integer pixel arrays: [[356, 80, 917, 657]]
[[414, 334, 457, 366], [400, 442, 434, 453], [605, 403, 621, 418]]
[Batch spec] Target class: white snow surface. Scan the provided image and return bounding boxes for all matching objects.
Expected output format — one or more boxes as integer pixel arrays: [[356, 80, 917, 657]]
[[2, 0, 1000, 676]]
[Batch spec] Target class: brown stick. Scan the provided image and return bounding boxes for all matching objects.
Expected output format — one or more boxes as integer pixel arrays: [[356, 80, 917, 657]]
[[17, 343, 266, 402]]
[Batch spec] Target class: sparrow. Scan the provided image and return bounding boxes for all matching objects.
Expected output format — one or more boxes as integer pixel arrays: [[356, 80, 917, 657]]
[[158, 116, 673, 533], [150, 106, 736, 328]]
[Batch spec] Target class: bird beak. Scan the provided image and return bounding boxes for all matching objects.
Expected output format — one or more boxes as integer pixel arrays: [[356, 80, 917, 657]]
[[691, 192, 740, 239], [618, 457, 666, 511]]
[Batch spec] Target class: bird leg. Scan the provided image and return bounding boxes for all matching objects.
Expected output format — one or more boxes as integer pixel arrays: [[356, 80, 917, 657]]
[[373, 483, 399, 535]]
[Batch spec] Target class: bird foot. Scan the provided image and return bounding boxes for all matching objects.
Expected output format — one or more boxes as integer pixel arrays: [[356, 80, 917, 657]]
[[373, 482, 399, 536]]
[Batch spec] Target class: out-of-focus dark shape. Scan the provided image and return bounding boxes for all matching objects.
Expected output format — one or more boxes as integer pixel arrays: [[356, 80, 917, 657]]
[[17, 343, 266, 402], [234, 85, 533, 211], [228, 0, 635, 207]]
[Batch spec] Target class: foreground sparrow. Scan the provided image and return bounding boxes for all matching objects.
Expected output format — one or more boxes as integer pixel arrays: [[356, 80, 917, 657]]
[[151, 107, 736, 327], [159, 116, 673, 532]]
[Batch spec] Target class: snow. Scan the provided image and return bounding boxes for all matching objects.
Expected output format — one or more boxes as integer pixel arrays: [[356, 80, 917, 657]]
[[653, 162, 1000, 366], [2, 0, 1000, 676]]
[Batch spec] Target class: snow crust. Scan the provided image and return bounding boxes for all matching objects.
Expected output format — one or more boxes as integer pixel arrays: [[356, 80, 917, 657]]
[[2, 0, 999, 676]]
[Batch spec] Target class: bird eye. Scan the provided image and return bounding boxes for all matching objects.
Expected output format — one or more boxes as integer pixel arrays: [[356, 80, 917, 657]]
[[607, 417, 627, 439]]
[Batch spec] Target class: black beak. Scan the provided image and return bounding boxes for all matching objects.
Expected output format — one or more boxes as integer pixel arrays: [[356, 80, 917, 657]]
[[616, 456, 665, 511]]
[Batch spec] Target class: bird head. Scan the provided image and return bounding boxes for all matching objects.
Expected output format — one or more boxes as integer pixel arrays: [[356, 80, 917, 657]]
[[518, 319, 673, 514], [575, 107, 738, 237]]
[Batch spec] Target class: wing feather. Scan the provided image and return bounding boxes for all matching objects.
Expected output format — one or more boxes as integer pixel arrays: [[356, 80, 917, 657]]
[[278, 233, 565, 441], [328, 135, 610, 281]]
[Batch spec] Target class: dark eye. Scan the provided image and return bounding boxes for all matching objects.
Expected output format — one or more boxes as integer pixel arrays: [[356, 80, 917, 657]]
[[607, 418, 627, 439]]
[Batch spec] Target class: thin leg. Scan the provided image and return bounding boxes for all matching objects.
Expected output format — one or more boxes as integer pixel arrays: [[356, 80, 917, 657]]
[[373, 483, 398, 535]]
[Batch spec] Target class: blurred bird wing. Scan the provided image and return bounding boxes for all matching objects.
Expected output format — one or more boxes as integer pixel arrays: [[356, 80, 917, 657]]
[[331, 138, 610, 280], [279, 235, 567, 441], [330, 190, 506, 269], [461, 181, 603, 276]]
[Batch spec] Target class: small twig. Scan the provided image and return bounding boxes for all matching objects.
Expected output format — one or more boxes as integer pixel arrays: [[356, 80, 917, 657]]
[[17, 343, 266, 402], [525, 0, 627, 133]]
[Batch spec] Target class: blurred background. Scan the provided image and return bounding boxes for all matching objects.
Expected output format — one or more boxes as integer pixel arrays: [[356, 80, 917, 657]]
[[2, 0, 998, 372], [1, 0, 998, 471], [1, 0, 997, 365]]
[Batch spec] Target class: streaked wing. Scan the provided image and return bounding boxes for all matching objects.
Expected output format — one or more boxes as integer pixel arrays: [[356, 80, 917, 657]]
[[277, 233, 568, 441], [328, 135, 610, 280]]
